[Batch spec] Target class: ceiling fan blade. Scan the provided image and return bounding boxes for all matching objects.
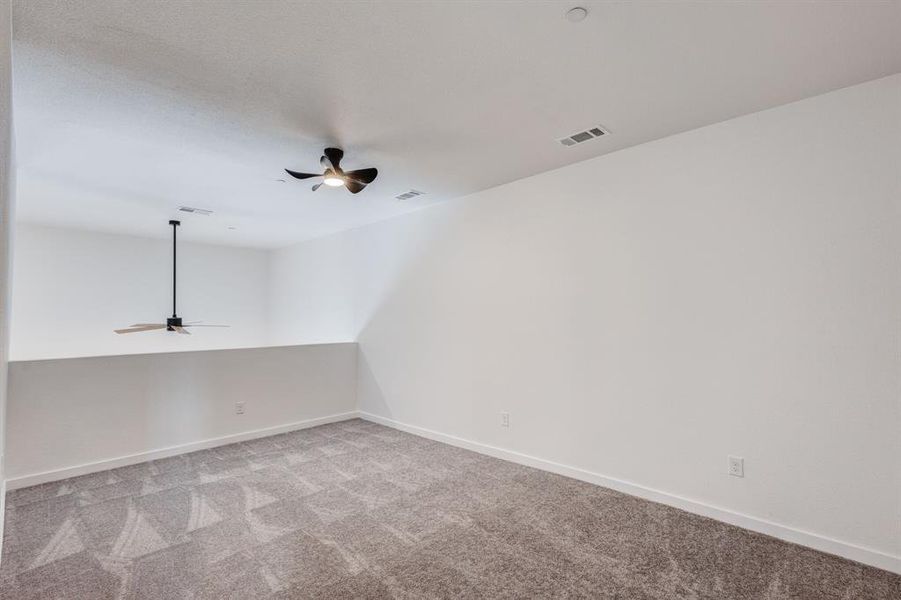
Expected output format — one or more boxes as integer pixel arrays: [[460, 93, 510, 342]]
[[312, 182, 323, 192], [323, 147, 344, 170], [345, 179, 366, 194], [344, 168, 378, 185], [129, 323, 167, 327], [285, 169, 322, 180], [173, 326, 191, 335], [115, 324, 167, 334], [183, 324, 230, 327]]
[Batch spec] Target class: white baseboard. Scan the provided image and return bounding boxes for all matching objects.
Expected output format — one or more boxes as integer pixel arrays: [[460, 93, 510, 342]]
[[360, 411, 901, 575], [5, 411, 361, 491]]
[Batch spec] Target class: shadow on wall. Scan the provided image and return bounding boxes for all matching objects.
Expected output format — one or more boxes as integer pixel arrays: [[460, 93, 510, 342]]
[[351, 196, 531, 439], [357, 349, 392, 420], [351, 204, 467, 423]]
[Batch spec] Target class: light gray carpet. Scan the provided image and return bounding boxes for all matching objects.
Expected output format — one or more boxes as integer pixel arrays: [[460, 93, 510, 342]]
[[0, 419, 898, 599]]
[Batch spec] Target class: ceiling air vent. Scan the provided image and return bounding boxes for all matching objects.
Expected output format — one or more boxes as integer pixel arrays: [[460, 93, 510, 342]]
[[179, 206, 213, 215], [559, 125, 608, 147], [395, 190, 425, 201]]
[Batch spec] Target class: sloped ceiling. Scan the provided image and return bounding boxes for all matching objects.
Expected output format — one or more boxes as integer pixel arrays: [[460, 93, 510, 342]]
[[12, 0, 901, 247]]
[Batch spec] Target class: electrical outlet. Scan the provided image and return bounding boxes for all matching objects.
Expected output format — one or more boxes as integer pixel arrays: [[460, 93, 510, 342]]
[[235, 401, 245, 415], [500, 412, 510, 428], [728, 455, 744, 478]]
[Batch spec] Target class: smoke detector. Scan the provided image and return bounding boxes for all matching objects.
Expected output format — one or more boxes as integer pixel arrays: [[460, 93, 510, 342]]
[[558, 125, 608, 147], [565, 7, 588, 23]]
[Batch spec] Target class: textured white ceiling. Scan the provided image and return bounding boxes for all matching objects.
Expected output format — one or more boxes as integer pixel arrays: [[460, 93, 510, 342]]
[[12, 0, 901, 248]]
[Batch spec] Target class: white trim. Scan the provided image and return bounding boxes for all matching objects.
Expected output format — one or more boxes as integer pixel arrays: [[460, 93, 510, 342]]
[[8, 341, 358, 364], [5, 411, 360, 490], [360, 411, 901, 575]]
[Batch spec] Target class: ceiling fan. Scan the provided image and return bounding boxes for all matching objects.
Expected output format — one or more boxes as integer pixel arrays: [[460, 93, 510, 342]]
[[115, 220, 229, 335], [285, 147, 378, 194]]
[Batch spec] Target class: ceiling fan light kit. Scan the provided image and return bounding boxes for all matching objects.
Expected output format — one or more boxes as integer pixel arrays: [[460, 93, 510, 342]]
[[114, 220, 229, 335], [285, 147, 378, 194]]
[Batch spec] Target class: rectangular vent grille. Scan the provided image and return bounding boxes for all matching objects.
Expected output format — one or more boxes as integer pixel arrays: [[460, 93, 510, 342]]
[[395, 190, 425, 201], [179, 206, 213, 215], [559, 125, 608, 147]]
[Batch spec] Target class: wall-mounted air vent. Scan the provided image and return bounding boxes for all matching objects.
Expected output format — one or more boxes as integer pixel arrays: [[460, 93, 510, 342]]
[[559, 125, 608, 147], [395, 190, 425, 201], [179, 206, 213, 215]]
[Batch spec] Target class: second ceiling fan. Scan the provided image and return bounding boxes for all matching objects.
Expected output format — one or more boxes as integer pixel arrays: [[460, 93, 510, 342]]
[[114, 220, 228, 335], [285, 148, 378, 194]]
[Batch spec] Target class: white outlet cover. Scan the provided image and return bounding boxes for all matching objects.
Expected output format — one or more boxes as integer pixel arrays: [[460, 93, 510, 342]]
[[500, 412, 510, 427], [728, 455, 744, 478]]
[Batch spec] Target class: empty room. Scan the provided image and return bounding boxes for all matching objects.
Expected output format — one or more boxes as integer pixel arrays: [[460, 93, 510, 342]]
[[0, 1, 899, 598]]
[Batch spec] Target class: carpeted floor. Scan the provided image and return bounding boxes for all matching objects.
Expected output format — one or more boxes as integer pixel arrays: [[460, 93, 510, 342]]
[[0, 419, 898, 599]]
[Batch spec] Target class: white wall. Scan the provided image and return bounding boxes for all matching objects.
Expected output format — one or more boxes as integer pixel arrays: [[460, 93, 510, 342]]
[[0, 0, 14, 547], [271, 75, 901, 568], [4, 225, 360, 489], [10, 224, 270, 360], [267, 232, 355, 346], [5, 343, 357, 485]]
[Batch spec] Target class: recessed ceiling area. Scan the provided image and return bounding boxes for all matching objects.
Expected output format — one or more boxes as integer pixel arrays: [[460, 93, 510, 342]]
[[12, 0, 901, 248]]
